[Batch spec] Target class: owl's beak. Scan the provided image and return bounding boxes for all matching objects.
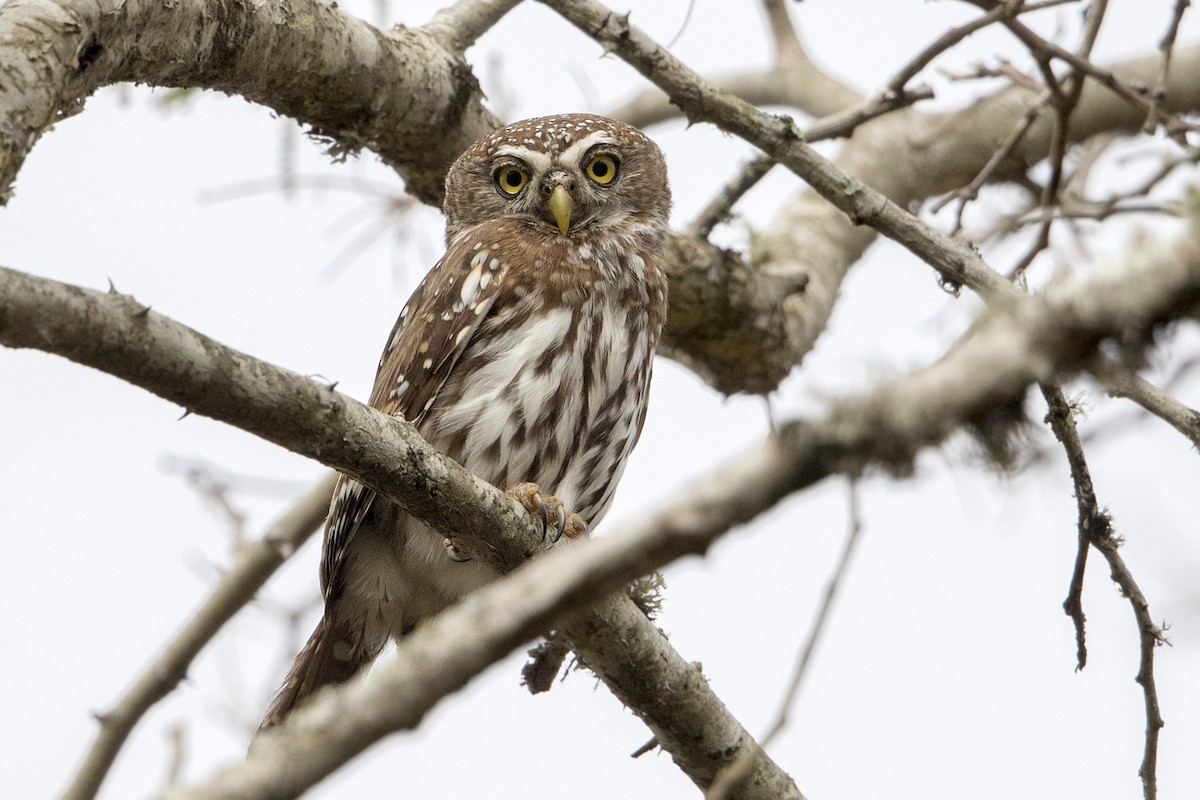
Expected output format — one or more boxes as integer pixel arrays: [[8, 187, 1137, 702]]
[[548, 185, 573, 234]]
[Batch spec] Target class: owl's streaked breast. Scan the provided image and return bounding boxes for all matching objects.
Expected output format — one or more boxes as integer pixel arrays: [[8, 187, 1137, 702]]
[[421, 228, 666, 529]]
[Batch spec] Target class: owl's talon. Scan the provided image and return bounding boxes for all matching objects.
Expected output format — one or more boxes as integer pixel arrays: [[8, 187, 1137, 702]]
[[506, 482, 572, 543], [443, 537, 471, 562], [564, 513, 589, 540], [537, 495, 550, 540], [552, 507, 568, 543]]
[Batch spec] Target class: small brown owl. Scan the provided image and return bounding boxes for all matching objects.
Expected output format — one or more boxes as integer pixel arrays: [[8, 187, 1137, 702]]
[[261, 114, 671, 727]]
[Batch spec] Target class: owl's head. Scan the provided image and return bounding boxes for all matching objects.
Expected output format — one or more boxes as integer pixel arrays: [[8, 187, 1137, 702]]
[[443, 114, 671, 241]]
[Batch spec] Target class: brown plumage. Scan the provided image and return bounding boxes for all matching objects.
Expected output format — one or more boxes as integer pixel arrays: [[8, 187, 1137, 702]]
[[260, 114, 671, 728]]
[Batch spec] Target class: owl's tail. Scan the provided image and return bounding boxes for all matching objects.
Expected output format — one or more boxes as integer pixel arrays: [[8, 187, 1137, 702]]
[[257, 617, 370, 732]]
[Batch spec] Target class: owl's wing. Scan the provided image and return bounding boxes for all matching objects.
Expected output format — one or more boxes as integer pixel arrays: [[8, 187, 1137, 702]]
[[320, 235, 508, 600]]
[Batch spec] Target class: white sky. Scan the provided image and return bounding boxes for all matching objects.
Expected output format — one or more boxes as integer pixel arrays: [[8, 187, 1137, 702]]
[[2, 1, 1199, 798]]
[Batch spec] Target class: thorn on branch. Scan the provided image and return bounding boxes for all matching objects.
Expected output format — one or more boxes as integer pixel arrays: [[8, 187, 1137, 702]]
[[631, 736, 659, 758]]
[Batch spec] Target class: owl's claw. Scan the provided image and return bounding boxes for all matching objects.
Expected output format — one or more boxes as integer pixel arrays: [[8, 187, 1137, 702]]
[[563, 513, 589, 540], [443, 537, 471, 562], [507, 482, 581, 543]]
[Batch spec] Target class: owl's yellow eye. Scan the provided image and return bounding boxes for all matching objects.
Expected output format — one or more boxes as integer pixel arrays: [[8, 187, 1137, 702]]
[[495, 166, 529, 196], [585, 154, 618, 185]]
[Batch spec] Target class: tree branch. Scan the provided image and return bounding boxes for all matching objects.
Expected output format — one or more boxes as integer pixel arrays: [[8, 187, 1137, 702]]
[[1040, 385, 1167, 800], [0, 0, 503, 205], [424, 0, 525, 52]]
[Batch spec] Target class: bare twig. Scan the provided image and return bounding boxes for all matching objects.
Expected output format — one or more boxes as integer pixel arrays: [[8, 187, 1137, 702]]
[[1092, 362, 1200, 450], [689, 155, 776, 238], [1144, 0, 1191, 132], [1008, 0, 1110, 279], [1042, 386, 1103, 672], [964, 0, 1176, 128], [61, 474, 336, 800], [1039, 385, 1167, 800], [684, 0, 1075, 239], [1099, 546, 1169, 800], [932, 88, 1050, 228], [887, 0, 1080, 94]]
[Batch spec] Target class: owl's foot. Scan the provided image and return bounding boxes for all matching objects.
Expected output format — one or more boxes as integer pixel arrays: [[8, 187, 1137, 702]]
[[506, 482, 589, 543]]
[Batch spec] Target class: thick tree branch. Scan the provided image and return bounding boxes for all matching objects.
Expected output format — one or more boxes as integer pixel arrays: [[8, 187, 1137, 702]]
[[0, 0, 505, 205], [6, 222, 1200, 798], [61, 473, 336, 800], [0, 265, 797, 800]]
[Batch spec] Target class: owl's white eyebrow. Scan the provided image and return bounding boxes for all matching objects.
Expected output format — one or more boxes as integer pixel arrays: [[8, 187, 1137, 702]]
[[495, 130, 617, 175], [557, 131, 616, 168], [495, 145, 553, 172]]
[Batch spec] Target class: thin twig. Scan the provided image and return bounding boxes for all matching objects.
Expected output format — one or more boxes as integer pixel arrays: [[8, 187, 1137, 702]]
[[932, 89, 1049, 226], [1009, 0, 1109, 279], [1092, 361, 1200, 450], [984, 3, 1184, 129], [887, 0, 1080, 94], [1039, 386, 1167, 800], [1041, 386, 1102, 670], [689, 155, 775, 238], [1144, 0, 1191, 132]]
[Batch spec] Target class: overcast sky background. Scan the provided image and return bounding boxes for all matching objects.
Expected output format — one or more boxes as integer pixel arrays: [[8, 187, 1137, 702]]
[[3, 1, 1199, 798]]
